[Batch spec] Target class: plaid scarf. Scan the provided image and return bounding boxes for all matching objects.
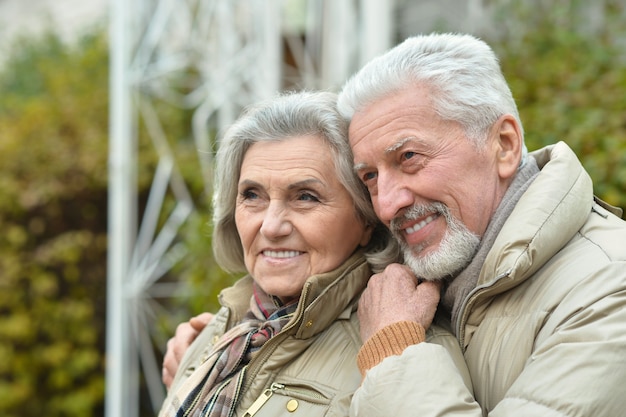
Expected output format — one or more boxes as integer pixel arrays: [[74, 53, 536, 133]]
[[170, 283, 297, 417]]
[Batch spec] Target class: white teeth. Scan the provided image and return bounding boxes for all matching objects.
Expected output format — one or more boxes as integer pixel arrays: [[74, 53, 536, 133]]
[[263, 250, 301, 258], [405, 215, 436, 235]]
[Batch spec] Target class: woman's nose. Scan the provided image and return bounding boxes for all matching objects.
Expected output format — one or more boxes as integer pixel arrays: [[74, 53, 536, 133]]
[[259, 201, 292, 238]]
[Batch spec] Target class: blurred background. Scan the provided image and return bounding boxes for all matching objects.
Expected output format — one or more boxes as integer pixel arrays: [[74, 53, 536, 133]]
[[0, 0, 624, 416]]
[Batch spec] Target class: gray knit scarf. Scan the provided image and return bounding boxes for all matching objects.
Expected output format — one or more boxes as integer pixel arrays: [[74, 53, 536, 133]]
[[441, 157, 540, 335]]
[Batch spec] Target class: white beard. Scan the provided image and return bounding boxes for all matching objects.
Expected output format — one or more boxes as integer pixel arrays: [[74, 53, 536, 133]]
[[391, 202, 480, 281]]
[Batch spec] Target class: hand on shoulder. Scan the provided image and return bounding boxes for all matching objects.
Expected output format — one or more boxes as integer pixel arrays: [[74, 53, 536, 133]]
[[162, 312, 213, 389]]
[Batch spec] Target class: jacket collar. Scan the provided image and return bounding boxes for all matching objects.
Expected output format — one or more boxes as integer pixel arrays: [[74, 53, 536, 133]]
[[443, 153, 539, 329], [480, 141, 593, 289], [219, 251, 371, 339], [453, 142, 594, 343]]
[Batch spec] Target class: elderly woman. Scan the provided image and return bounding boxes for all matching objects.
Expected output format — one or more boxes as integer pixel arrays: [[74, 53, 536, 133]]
[[159, 91, 469, 417]]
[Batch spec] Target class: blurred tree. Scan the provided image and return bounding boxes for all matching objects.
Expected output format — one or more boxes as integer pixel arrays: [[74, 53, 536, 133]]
[[493, 0, 626, 208], [0, 29, 232, 416], [0, 31, 110, 416]]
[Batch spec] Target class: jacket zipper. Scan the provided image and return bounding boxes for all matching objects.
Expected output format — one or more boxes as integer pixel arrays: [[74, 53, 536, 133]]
[[241, 283, 313, 391], [239, 284, 313, 417], [242, 382, 329, 416], [457, 269, 512, 349], [242, 382, 285, 417]]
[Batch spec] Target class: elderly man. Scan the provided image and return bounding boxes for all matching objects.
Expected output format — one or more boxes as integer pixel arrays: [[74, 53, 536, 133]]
[[339, 32, 626, 416]]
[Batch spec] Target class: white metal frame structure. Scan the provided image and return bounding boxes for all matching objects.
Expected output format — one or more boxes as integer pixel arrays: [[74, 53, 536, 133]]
[[106, 1, 393, 416]]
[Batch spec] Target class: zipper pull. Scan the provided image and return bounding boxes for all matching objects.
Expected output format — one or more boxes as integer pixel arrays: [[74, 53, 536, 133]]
[[242, 383, 284, 417]]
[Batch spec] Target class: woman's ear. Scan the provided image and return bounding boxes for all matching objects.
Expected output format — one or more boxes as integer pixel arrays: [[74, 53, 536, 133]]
[[493, 114, 523, 180]]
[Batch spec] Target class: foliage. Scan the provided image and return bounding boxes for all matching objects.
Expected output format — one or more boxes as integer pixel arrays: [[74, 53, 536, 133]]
[[491, 0, 626, 208], [0, 31, 109, 416], [0, 27, 233, 416]]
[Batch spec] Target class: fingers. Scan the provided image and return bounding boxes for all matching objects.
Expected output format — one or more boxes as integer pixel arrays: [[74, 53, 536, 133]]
[[357, 263, 442, 342], [162, 336, 178, 389], [416, 279, 442, 298], [162, 315, 210, 389], [163, 333, 184, 389], [412, 280, 441, 327], [379, 263, 442, 298], [161, 322, 191, 389], [381, 263, 416, 282], [189, 312, 213, 331]]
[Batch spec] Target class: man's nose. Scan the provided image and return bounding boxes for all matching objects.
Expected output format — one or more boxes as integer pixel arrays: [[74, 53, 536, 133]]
[[375, 172, 414, 225]]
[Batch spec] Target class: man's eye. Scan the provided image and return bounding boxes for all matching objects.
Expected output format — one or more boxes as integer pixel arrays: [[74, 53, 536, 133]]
[[362, 172, 377, 182], [402, 151, 417, 161]]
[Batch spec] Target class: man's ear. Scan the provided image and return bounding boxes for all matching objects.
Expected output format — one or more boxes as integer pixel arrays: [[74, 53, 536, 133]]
[[493, 114, 523, 180]]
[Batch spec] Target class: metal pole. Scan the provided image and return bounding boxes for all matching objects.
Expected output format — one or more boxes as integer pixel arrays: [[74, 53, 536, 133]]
[[320, 0, 357, 90], [359, 0, 394, 66], [106, 0, 136, 415], [260, 0, 282, 97]]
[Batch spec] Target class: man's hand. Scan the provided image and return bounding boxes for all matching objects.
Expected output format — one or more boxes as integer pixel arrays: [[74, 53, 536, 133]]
[[162, 312, 213, 389], [358, 263, 441, 343]]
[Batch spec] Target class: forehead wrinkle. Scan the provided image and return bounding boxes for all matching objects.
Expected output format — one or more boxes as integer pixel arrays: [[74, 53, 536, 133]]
[[353, 136, 419, 171], [239, 178, 259, 187], [287, 178, 324, 190]]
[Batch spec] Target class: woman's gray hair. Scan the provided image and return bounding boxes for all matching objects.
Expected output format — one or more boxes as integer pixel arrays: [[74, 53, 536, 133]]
[[212, 90, 400, 273], [337, 32, 528, 164]]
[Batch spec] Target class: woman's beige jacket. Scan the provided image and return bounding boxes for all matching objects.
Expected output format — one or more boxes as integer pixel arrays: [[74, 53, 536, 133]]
[[162, 251, 470, 417]]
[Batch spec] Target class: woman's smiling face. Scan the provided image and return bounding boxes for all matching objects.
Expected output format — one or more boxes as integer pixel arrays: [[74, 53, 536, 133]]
[[235, 135, 372, 303]]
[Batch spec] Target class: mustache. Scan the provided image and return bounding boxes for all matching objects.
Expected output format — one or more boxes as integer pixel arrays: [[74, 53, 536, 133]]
[[389, 202, 449, 234]]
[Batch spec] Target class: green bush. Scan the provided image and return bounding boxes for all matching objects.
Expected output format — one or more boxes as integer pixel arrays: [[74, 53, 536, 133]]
[[0, 31, 110, 416], [0, 28, 233, 416], [492, 0, 626, 208]]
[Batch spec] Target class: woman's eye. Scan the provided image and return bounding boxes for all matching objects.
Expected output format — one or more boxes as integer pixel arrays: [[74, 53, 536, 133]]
[[298, 192, 319, 202], [241, 189, 258, 200]]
